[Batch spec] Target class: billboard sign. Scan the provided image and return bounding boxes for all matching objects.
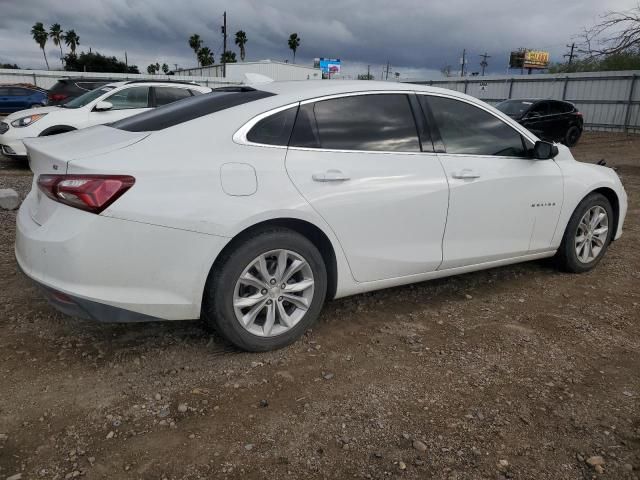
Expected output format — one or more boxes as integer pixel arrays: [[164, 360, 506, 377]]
[[509, 49, 550, 69], [319, 58, 341, 75]]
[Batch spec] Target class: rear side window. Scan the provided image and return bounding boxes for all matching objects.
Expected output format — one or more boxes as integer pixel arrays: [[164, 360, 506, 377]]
[[76, 81, 109, 91], [247, 106, 298, 146], [529, 101, 549, 116], [550, 101, 572, 114], [423, 96, 528, 157], [9, 88, 30, 96], [290, 94, 420, 152], [0, 87, 9, 96], [154, 87, 192, 107]]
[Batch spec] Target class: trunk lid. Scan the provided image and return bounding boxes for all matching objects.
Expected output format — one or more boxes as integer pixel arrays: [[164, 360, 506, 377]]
[[24, 125, 149, 225]]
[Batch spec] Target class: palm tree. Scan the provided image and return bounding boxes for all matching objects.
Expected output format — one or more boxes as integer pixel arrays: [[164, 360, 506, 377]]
[[31, 22, 50, 70], [162, 63, 169, 74], [197, 47, 214, 66], [63, 29, 80, 54], [147, 64, 157, 74], [288, 33, 300, 63], [189, 34, 203, 66], [235, 30, 248, 61], [221, 51, 237, 63], [49, 23, 64, 66]]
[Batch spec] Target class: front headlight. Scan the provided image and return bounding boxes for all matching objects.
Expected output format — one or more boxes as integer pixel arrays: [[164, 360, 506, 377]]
[[11, 113, 48, 128]]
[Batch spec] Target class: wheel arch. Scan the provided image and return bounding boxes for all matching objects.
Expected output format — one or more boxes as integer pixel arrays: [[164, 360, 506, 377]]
[[591, 186, 620, 240], [208, 218, 339, 303], [39, 125, 77, 136]]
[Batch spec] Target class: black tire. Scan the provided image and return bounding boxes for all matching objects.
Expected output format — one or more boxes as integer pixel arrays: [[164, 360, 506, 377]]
[[202, 227, 327, 352], [555, 193, 614, 273], [564, 125, 582, 147]]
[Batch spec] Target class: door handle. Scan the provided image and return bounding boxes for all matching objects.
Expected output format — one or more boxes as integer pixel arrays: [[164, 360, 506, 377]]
[[451, 169, 481, 180], [312, 170, 350, 182]]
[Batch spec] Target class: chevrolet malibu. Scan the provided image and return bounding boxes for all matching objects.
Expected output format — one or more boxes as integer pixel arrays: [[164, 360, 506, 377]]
[[15, 81, 627, 351]]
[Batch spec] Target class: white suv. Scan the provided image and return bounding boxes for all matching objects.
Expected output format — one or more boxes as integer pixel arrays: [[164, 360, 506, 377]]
[[0, 80, 211, 158]]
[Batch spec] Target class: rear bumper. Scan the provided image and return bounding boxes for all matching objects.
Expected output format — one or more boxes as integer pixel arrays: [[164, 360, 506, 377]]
[[15, 191, 229, 322]]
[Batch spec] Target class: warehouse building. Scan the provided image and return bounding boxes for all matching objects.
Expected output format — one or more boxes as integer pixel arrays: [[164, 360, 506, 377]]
[[174, 60, 321, 82]]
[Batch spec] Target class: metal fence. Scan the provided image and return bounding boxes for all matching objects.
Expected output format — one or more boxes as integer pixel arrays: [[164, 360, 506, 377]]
[[409, 70, 640, 133], [0, 68, 240, 90]]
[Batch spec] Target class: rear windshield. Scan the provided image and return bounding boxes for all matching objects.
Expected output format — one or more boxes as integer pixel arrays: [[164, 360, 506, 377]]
[[111, 88, 275, 132], [496, 100, 534, 118]]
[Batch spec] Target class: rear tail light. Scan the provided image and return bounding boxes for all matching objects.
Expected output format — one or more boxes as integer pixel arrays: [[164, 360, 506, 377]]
[[37, 174, 135, 214], [48, 93, 68, 103], [575, 111, 583, 117]]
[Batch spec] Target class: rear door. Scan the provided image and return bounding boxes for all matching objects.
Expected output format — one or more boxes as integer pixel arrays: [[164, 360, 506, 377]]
[[285, 92, 449, 282], [152, 86, 193, 106], [87, 86, 152, 126], [0, 87, 18, 112], [420, 94, 563, 269]]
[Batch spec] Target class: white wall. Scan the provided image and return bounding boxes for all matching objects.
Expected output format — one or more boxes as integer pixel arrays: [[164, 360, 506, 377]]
[[0, 68, 240, 90], [175, 61, 321, 82]]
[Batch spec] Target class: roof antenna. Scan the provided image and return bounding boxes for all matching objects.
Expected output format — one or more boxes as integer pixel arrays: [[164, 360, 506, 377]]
[[244, 73, 274, 84]]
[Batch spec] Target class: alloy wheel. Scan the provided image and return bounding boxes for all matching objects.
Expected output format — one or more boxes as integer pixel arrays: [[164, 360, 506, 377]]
[[233, 249, 315, 337], [575, 205, 608, 263]]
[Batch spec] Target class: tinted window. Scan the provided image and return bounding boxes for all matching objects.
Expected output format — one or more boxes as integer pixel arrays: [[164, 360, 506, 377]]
[[105, 86, 150, 110], [424, 96, 527, 157], [496, 100, 534, 118], [75, 81, 110, 91], [189, 89, 204, 96], [0, 87, 9, 96], [247, 106, 297, 145], [529, 101, 549, 116], [549, 101, 571, 115], [63, 86, 115, 109], [290, 94, 420, 152], [155, 87, 192, 107], [112, 89, 275, 132], [9, 88, 31, 96]]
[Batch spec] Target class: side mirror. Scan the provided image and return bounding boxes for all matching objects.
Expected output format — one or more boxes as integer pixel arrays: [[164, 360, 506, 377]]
[[533, 140, 559, 160], [94, 101, 113, 112]]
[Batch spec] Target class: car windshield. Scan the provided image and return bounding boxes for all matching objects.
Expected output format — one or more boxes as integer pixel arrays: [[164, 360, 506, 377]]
[[61, 86, 115, 109], [496, 100, 534, 118]]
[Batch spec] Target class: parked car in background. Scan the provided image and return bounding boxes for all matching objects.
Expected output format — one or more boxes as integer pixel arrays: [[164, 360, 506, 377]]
[[0, 85, 47, 114], [0, 80, 210, 158], [15, 81, 627, 352], [496, 99, 584, 147], [47, 77, 118, 105]]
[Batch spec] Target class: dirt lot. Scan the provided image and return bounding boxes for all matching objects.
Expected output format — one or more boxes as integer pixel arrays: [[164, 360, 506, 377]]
[[0, 133, 639, 480]]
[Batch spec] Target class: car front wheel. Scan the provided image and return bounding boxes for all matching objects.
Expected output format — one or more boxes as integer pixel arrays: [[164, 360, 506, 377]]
[[556, 193, 614, 273], [564, 125, 582, 147], [202, 227, 327, 351]]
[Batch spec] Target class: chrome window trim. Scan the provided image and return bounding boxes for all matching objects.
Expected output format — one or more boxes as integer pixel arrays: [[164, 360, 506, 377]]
[[233, 101, 300, 150]]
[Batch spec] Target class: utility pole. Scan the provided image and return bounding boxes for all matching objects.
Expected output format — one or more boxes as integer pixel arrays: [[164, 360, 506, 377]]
[[125, 51, 128, 70], [221, 11, 227, 77], [384, 60, 391, 81], [367, 64, 370, 79], [479, 52, 491, 76], [564, 43, 576, 65], [460, 49, 466, 77]]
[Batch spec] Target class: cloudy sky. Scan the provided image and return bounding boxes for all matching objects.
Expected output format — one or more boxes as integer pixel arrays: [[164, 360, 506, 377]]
[[0, 0, 637, 79]]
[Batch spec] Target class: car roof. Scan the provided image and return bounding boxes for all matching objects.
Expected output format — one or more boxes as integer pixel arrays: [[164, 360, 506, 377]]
[[103, 81, 209, 90]]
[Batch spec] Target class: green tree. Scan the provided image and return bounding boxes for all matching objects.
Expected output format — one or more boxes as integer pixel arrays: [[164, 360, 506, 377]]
[[64, 51, 138, 73], [63, 29, 80, 54], [197, 47, 214, 66], [147, 63, 157, 74], [31, 22, 49, 70], [288, 33, 300, 63], [357, 72, 374, 80], [235, 30, 248, 61], [49, 23, 64, 66], [221, 50, 237, 63], [162, 62, 169, 74], [0, 63, 20, 69], [548, 50, 640, 73], [189, 34, 203, 66]]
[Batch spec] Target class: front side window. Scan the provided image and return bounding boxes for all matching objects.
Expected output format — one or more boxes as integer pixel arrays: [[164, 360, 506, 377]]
[[0, 87, 10, 96], [63, 86, 115, 109], [247, 106, 297, 146], [105, 86, 150, 110], [154, 87, 192, 107], [424, 96, 528, 157], [529, 102, 549, 116], [290, 94, 420, 152]]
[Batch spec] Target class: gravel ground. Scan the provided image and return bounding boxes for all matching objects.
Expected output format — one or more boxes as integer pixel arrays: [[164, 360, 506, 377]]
[[0, 133, 639, 480]]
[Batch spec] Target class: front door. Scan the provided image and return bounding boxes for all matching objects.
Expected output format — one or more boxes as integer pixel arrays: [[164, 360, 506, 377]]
[[420, 94, 563, 269], [285, 93, 449, 282]]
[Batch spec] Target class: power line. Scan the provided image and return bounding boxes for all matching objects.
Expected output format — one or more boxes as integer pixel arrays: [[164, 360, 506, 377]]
[[479, 52, 491, 76]]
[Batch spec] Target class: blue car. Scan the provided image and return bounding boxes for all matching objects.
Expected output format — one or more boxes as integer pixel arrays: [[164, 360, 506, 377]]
[[0, 85, 48, 114]]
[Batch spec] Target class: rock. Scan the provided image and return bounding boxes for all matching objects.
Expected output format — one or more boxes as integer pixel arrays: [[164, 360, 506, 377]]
[[497, 459, 509, 471], [322, 372, 334, 380], [413, 439, 428, 452], [0, 189, 20, 210], [275, 371, 294, 382], [6, 474, 23, 480], [623, 464, 634, 472], [177, 403, 188, 413], [259, 399, 269, 408], [398, 461, 407, 470], [0, 433, 7, 441], [586, 456, 605, 467], [245, 443, 254, 451], [594, 465, 604, 474], [465, 294, 473, 300], [188, 433, 195, 439], [155, 393, 162, 401], [106, 431, 114, 439]]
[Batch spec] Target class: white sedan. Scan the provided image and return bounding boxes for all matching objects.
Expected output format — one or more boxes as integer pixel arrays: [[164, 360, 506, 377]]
[[0, 80, 211, 158], [15, 81, 627, 351]]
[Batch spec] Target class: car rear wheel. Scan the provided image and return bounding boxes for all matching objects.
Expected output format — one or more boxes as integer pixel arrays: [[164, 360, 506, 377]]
[[564, 125, 582, 147], [556, 193, 613, 273], [202, 227, 327, 351]]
